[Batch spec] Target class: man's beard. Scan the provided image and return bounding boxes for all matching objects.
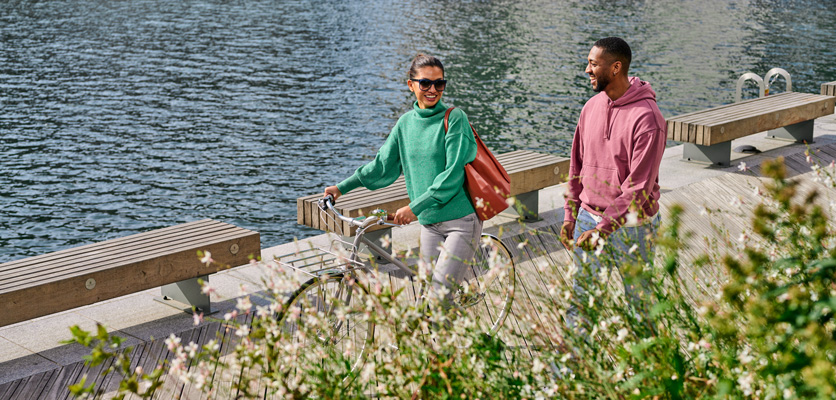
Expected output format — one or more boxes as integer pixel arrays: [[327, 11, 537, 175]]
[[592, 74, 610, 92]]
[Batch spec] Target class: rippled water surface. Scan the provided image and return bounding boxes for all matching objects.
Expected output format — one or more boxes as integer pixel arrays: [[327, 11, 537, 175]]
[[2, 0, 835, 262]]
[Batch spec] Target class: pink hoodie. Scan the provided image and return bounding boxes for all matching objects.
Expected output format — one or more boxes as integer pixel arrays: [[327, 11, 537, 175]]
[[563, 76, 667, 234]]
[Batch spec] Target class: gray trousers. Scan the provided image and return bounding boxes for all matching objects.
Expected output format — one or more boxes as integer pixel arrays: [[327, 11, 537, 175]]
[[420, 213, 483, 299]]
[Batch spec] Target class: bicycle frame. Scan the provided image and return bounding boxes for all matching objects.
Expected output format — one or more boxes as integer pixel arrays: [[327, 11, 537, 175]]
[[307, 196, 504, 295]]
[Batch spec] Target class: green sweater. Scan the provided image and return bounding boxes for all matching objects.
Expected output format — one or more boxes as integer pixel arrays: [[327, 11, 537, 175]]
[[337, 101, 477, 225]]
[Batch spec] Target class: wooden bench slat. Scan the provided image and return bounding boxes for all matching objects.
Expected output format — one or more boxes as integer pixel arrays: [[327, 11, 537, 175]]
[[667, 93, 835, 146], [667, 92, 807, 122], [678, 92, 825, 124], [667, 92, 808, 121], [822, 81, 836, 96], [0, 219, 221, 270], [670, 92, 812, 125], [0, 226, 255, 285], [0, 221, 244, 276], [297, 150, 569, 234], [0, 219, 259, 327], [680, 94, 824, 126], [705, 101, 834, 145], [0, 229, 257, 293]]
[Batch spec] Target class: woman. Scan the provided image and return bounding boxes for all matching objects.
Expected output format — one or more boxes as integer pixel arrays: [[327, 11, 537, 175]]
[[323, 54, 479, 301]]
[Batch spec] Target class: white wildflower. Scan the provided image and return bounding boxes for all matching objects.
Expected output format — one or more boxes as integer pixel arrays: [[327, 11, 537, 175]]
[[165, 334, 181, 352], [738, 347, 754, 364], [738, 162, 749, 172], [532, 358, 545, 374], [616, 328, 629, 342], [235, 325, 250, 337], [628, 244, 639, 254], [192, 312, 203, 326], [738, 372, 755, 396], [777, 292, 790, 303], [236, 297, 252, 312], [199, 251, 213, 265], [625, 211, 638, 225], [201, 283, 215, 295]]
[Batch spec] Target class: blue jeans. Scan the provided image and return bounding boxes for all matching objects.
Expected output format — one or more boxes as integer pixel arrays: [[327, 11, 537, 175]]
[[568, 208, 660, 328]]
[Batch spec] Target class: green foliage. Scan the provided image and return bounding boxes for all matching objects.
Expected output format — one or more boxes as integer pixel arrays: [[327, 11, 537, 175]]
[[67, 156, 836, 399], [64, 323, 164, 399]]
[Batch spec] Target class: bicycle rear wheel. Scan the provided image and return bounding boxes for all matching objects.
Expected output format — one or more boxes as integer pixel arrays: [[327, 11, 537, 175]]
[[275, 273, 375, 389], [456, 234, 516, 336]]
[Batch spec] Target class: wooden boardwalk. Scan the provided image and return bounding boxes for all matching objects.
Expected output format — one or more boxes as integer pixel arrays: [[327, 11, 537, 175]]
[[4, 144, 836, 399]]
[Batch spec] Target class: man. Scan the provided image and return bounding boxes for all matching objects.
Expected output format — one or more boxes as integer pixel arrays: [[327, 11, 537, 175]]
[[560, 37, 667, 323]]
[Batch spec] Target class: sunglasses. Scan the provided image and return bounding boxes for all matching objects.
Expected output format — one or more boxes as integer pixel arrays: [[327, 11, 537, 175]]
[[410, 78, 447, 92]]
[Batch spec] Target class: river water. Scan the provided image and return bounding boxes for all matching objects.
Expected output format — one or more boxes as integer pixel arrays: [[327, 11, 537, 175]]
[[1, 0, 835, 262]]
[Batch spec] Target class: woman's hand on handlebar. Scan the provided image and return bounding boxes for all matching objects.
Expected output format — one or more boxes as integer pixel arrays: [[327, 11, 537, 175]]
[[324, 186, 342, 201], [393, 205, 416, 225]]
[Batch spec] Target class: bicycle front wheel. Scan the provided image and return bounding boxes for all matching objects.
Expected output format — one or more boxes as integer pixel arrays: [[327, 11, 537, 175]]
[[275, 273, 375, 389], [458, 234, 516, 336]]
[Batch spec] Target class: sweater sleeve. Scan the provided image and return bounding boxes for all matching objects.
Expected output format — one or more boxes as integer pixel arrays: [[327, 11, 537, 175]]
[[563, 124, 584, 224], [408, 109, 477, 216], [597, 127, 665, 234], [336, 125, 402, 195]]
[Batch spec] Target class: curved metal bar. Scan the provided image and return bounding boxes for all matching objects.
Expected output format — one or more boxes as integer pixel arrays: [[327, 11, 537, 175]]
[[764, 67, 792, 95], [736, 72, 765, 103]]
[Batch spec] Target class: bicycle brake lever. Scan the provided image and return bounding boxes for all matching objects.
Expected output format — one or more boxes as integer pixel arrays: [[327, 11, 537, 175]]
[[319, 195, 335, 211]]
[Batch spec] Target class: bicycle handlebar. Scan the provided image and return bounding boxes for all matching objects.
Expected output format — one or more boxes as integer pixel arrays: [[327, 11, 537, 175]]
[[318, 195, 398, 229]]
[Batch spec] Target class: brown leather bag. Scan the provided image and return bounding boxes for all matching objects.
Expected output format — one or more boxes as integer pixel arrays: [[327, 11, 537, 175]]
[[444, 107, 511, 221]]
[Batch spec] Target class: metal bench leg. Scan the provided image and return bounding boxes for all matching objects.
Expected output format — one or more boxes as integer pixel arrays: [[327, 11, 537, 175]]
[[158, 275, 212, 314], [682, 142, 731, 167], [514, 191, 541, 222], [767, 120, 814, 144]]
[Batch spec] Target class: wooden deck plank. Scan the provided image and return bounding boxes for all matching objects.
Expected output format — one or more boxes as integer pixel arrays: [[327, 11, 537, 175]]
[[12, 369, 56, 400], [41, 362, 85, 400]]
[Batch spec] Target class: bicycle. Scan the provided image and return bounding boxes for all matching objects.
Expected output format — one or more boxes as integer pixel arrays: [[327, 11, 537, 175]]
[[274, 195, 516, 386]]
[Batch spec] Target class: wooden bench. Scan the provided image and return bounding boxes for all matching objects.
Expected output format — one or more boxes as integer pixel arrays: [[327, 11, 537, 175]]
[[823, 81, 836, 96], [0, 219, 259, 327], [296, 150, 569, 247], [667, 91, 836, 166]]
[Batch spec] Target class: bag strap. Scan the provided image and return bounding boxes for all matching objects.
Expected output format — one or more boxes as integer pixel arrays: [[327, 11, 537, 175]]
[[443, 107, 455, 133], [444, 107, 482, 141]]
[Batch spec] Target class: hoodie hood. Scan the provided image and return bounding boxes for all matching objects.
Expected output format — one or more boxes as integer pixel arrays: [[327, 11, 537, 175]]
[[613, 76, 657, 107], [599, 77, 658, 140]]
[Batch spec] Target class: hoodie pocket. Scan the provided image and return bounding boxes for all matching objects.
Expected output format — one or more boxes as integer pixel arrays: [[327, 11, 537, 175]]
[[579, 164, 622, 206]]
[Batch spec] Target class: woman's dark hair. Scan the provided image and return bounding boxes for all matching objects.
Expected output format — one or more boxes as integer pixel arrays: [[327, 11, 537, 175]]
[[407, 54, 444, 79]]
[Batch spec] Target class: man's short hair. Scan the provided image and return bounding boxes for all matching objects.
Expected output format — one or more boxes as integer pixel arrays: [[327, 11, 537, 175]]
[[593, 37, 631, 73]]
